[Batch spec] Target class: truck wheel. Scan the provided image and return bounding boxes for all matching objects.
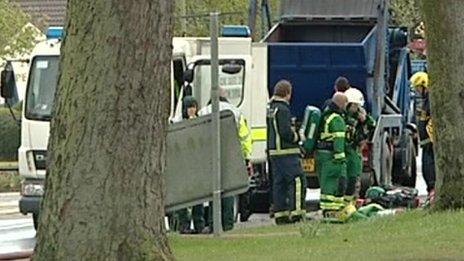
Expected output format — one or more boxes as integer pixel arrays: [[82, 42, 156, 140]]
[[402, 138, 417, 187], [360, 172, 374, 198], [33, 213, 39, 230], [380, 133, 393, 186]]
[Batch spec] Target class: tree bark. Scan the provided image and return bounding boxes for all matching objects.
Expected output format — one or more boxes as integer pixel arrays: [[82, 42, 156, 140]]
[[33, 1, 174, 260], [422, 1, 464, 210]]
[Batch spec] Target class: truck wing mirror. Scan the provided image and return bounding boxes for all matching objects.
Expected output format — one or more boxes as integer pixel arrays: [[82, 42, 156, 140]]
[[222, 63, 242, 75], [0, 62, 17, 100], [183, 69, 194, 83]]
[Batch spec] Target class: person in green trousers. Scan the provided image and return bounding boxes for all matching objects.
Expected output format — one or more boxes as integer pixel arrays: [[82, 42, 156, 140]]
[[316, 92, 348, 220], [343, 88, 375, 205]]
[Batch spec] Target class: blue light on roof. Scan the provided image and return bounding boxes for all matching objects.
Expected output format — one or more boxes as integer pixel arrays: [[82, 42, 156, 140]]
[[221, 25, 251, 37], [46, 27, 64, 39]]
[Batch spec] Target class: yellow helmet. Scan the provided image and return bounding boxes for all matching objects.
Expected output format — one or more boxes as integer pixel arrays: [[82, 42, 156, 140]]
[[410, 72, 429, 89]]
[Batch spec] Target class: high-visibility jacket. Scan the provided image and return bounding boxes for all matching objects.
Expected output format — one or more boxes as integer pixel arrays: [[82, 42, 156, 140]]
[[426, 120, 434, 144], [266, 97, 300, 156], [317, 102, 347, 161], [415, 91, 432, 147], [199, 101, 252, 159]]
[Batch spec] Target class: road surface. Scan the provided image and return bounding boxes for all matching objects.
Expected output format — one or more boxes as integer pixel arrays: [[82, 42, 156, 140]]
[[0, 193, 35, 257]]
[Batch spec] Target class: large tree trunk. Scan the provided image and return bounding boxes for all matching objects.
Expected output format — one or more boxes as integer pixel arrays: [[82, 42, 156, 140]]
[[422, 1, 464, 210], [33, 1, 174, 260]]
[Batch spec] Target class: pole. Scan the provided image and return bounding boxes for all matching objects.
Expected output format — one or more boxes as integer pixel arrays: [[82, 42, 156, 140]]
[[180, 0, 187, 35], [210, 12, 222, 236]]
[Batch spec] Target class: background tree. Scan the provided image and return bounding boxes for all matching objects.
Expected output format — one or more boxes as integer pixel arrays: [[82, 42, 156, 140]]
[[390, 0, 422, 30], [174, 0, 280, 38], [33, 1, 174, 260], [422, 1, 464, 209], [0, 0, 38, 58]]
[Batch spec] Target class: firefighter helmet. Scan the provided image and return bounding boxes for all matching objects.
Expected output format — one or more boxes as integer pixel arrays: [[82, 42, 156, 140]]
[[410, 72, 429, 89]]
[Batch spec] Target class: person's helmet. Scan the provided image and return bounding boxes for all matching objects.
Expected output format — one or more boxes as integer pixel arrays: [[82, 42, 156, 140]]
[[410, 72, 429, 89], [344, 88, 365, 107]]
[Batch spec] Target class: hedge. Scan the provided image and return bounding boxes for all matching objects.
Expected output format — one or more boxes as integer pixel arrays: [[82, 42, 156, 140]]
[[0, 106, 20, 161]]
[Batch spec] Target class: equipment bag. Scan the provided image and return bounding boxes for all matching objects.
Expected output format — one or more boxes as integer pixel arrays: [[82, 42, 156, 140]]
[[299, 106, 322, 154]]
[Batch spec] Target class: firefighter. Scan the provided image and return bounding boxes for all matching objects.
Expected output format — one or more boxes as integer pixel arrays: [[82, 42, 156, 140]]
[[267, 80, 306, 224], [410, 71, 435, 203], [343, 88, 375, 204], [316, 92, 348, 221], [175, 96, 206, 234], [199, 88, 252, 232]]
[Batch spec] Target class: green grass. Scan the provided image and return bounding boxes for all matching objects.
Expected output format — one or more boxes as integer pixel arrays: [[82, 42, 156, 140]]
[[170, 210, 464, 260]]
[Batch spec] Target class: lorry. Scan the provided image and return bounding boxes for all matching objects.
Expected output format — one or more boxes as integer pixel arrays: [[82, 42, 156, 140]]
[[258, 0, 418, 195]]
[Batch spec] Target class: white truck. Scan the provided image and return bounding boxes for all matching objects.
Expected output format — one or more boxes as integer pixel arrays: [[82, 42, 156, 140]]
[[0, 26, 272, 228]]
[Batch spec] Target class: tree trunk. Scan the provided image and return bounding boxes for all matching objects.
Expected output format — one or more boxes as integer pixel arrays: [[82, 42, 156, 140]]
[[422, 1, 464, 210], [33, 1, 174, 260]]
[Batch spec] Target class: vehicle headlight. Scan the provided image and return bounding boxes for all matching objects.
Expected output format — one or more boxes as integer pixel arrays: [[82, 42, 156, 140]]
[[21, 179, 44, 196]]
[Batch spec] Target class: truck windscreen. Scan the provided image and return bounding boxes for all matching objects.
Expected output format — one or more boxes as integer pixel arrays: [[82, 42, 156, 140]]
[[25, 56, 59, 121], [193, 61, 245, 108]]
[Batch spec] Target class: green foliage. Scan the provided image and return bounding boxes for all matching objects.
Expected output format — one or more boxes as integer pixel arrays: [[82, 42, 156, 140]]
[[0, 171, 21, 192], [390, 0, 422, 30], [0, 0, 38, 58], [173, 0, 280, 39], [0, 107, 20, 161]]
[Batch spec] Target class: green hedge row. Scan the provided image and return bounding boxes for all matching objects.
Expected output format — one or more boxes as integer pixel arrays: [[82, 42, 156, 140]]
[[0, 106, 20, 161]]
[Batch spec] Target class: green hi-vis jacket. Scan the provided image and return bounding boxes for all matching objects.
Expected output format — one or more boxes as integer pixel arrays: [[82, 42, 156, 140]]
[[318, 102, 347, 161]]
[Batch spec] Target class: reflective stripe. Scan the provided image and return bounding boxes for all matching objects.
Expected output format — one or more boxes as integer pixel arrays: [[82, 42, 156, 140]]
[[320, 194, 345, 210], [251, 127, 267, 141], [295, 177, 301, 214], [274, 211, 290, 218], [290, 210, 306, 217], [272, 109, 281, 150], [320, 194, 345, 203], [332, 132, 346, 138], [320, 202, 345, 210], [334, 152, 346, 159], [268, 148, 300, 156], [420, 138, 432, 146], [269, 108, 299, 156], [321, 113, 343, 141]]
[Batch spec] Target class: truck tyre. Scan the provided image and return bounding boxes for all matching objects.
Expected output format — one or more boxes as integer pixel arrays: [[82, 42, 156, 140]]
[[393, 136, 417, 188], [380, 133, 393, 186], [33, 213, 39, 230], [402, 138, 417, 187]]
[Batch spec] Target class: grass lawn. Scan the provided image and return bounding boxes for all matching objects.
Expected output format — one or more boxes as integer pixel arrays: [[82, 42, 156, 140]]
[[170, 210, 464, 260]]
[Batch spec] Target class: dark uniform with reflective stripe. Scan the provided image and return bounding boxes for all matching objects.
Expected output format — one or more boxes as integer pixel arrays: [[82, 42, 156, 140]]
[[415, 91, 435, 192], [267, 98, 306, 223], [316, 102, 347, 213]]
